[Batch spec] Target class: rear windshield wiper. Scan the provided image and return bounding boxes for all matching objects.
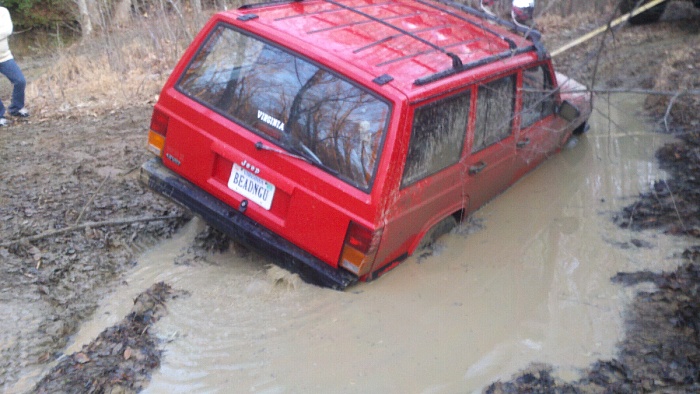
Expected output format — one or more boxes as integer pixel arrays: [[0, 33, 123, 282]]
[[255, 141, 339, 176]]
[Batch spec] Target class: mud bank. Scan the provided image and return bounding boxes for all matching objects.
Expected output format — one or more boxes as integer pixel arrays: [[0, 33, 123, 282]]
[[32, 283, 180, 394], [487, 250, 700, 393], [487, 10, 700, 392], [0, 109, 186, 391], [617, 132, 700, 237]]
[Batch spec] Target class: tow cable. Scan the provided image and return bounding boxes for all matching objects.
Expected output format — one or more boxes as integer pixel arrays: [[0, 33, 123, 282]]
[[551, 0, 668, 57]]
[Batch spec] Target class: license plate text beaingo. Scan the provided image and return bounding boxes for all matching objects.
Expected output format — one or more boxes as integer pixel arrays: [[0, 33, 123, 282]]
[[227, 164, 275, 210]]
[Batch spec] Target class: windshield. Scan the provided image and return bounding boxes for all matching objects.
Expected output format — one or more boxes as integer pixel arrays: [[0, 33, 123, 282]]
[[177, 24, 391, 191]]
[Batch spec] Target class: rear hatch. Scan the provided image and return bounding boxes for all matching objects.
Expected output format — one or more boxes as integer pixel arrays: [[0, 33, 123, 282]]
[[155, 20, 392, 268]]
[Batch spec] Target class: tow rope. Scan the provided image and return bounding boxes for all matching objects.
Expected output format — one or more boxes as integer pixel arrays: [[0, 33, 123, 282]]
[[551, 0, 668, 57]]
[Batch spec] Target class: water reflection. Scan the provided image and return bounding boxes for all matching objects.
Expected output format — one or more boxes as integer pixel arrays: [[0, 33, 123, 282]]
[[59, 95, 691, 393]]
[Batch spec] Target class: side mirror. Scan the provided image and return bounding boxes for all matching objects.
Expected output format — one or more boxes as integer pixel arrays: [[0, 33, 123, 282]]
[[558, 100, 580, 122]]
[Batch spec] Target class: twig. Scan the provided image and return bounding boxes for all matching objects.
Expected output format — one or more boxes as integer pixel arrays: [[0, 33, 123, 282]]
[[664, 91, 682, 133], [120, 164, 142, 177], [0, 215, 184, 248], [563, 88, 700, 97], [627, 201, 639, 230], [662, 179, 687, 233], [75, 174, 110, 226], [166, 0, 194, 41]]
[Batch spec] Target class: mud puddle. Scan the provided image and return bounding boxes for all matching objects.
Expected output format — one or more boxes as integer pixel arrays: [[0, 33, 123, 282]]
[[55, 95, 692, 393]]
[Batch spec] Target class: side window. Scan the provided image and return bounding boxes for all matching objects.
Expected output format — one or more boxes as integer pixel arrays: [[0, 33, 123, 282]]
[[401, 93, 470, 188], [472, 75, 516, 153], [521, 66, 555, 128]]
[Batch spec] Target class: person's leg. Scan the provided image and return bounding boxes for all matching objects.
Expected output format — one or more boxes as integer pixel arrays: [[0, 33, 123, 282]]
[[0, 59, 26, 115], [0, 62, 9, 119]]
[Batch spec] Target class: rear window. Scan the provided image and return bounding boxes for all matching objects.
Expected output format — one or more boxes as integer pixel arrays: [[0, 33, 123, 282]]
[[176, 23, 391, 191]]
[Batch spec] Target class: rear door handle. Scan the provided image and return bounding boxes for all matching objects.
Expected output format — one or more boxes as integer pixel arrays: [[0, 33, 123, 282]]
[[468, 161, 487, 175], [516, 138, 531, 148]]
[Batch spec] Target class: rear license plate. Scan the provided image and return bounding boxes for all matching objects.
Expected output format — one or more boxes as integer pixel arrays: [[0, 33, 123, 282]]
[[227, 163, 276, 210]]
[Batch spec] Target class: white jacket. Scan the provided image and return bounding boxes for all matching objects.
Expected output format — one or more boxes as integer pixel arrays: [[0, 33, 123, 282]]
[[0, 7, 14, 63], [512, 0, 535, 8]]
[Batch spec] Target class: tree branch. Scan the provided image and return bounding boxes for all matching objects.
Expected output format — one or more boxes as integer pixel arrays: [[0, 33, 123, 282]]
[[0, 215, 185, 248]]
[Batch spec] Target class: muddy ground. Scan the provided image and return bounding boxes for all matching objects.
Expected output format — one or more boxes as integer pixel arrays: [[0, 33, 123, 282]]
[[0, 3, 698, 393]]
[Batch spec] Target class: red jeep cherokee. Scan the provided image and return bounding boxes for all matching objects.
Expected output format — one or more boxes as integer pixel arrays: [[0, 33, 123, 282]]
[[141, 0, 591, 289]]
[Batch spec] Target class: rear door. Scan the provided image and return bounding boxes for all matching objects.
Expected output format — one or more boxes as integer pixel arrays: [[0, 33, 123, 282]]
[[465, 74, 518, 211], [375, 90, 471, 269]]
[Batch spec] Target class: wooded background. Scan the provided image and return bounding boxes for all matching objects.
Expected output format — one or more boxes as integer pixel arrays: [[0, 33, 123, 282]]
[[3, 0, 622, 38]]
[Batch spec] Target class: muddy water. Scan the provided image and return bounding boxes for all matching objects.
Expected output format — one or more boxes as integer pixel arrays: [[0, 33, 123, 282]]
[[64, 95, 691, 393]]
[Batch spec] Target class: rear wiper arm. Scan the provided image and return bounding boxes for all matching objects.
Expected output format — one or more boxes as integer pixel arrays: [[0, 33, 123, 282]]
[[255, 141, 339, 176]]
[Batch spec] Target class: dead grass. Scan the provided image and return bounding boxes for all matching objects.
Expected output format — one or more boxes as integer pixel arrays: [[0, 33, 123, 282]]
[[645, 46, 700, 130], [25, 13, 208, 120], [21, 0, 624, 122]]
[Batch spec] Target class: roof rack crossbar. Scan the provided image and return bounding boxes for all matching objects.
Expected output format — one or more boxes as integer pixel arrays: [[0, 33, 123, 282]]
[[271, 0, 392, 20], [375, 38, 479, 66], [353, 23, 458, 54], [414, 45, 535, 86], [307, 11, 421, 34], [239, 0, 305, 10], [323, 0, 464, 69], [354, 34, 399, 54]]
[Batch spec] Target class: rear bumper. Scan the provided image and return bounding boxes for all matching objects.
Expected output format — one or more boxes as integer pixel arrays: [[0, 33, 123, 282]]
[[140, 158, 357, 290]]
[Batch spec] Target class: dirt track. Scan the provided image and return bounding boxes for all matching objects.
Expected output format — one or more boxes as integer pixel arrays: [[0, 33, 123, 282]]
[[0, 3, 699, 392], [0, 108, 186, 391]]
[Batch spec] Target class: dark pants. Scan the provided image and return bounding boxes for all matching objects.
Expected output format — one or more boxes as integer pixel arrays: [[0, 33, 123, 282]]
[[0, 59, 26, 117]]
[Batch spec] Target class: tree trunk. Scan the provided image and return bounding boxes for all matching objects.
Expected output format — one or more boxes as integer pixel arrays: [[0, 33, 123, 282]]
[[191, 0, 202, 17], [113, 0, 133, 26], [75, 0, 94, 37]]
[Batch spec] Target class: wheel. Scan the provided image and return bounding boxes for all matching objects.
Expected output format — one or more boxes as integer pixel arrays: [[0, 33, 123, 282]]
[[619, 0, 668, 25], [572, 121, 589, 136], [417, 215, 457, 250]]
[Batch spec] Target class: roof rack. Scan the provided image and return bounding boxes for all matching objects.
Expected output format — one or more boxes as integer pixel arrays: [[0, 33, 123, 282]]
[[411, 0, 547, 85], [323, 0, 466, 69], [237, 0, 548, 86]]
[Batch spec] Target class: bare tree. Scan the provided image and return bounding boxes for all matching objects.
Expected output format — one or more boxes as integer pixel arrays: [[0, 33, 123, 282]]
[[113, 0, 134, 26], [75, 0, 94, 38]]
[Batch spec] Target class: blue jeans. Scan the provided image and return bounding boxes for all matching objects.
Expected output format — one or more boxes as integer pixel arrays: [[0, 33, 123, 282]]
[[0, 59, 26, 117]]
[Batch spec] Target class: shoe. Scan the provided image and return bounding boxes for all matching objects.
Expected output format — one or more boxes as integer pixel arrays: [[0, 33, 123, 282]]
[[10, 108, 29, 118], [0, 117, 7, 127]]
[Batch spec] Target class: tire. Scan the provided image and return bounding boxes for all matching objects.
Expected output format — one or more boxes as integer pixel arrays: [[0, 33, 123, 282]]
[[572, 121, 589, 136], [418, 215, 457, 250], [619, 0, 668, 25]]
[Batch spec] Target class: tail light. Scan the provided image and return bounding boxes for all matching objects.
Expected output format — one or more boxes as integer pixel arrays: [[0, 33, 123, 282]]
[[339, 221, 382, 277], [147, 108, 169, 157]]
